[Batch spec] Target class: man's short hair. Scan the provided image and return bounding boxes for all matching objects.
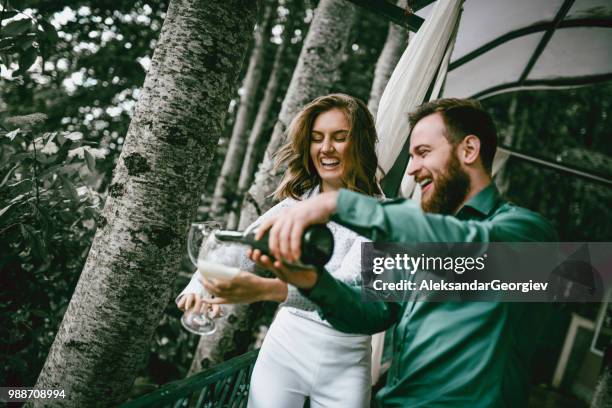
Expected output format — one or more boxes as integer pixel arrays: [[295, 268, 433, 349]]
[[408, 98, 498, 173]]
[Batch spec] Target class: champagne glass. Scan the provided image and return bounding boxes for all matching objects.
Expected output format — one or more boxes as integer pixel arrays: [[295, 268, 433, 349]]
[[182, 221, 225, 335]]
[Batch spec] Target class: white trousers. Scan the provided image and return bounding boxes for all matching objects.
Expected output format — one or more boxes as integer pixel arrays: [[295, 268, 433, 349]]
[[248, 308, 372, 408]]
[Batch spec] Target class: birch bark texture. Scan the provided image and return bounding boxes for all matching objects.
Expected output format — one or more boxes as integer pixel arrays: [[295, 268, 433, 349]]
[[367, 0, 409, 118], [238, 0, 358, 229], [209, 2, 274, 220], [29, 1, 257, 406], [226, 9, 296, 230], [187, 0, 358, 373]]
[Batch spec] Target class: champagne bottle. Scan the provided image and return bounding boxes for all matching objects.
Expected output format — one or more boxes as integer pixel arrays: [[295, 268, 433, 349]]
[[214, 224, 334, 267]]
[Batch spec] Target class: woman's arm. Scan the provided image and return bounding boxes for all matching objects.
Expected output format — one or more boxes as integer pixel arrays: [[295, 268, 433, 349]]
[[251, 250, 400, 334], [177, 198, 295, 306], [203, 271, 288, 304], [176, 269, 207, 306]]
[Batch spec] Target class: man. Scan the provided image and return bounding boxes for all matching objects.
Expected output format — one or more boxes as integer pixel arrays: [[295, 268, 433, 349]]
[[252, 98, 557, 407]]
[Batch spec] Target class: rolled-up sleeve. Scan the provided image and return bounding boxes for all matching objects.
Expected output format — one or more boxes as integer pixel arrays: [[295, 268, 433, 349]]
[[175, 270, 207, 306]]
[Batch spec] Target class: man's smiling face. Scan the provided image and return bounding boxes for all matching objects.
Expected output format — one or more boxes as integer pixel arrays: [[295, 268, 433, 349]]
[[407, 112, 470, 215]]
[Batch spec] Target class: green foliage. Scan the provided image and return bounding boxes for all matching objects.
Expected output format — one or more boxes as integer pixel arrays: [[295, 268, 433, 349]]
[[0, 113, 103, 386], [486, 83, 612, 241], [0, 1, 169, 189], [0, 0, 282, 389], [333, 6, 389, 102], [0, 4, 59, 74], [0, 1, 179, 386], [486, 85, 612, 385]]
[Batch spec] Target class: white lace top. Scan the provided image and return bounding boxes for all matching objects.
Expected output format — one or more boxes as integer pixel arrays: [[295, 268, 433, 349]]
[[177, 186, 367, 326]]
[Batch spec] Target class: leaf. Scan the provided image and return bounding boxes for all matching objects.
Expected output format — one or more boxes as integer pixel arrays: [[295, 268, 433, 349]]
[[17, 46, 36, 73], [35, 154, 55, 164], [64, 131, 83, 141], [5, 128, 20, 140], [0, 52, 12, 66], [61, 176, 79, 203], [7, 0, 25, 10], [22, 223, 45, 260], [43, 131, 57, 141], [84, 149, 95, 172], [7, 178, 32, 195], [38, 19, 58, 42], [0, 36, 16, 50], [19, 222, 29, 239], [0, 163, 19, 187], [56, 162, 82, 176], [0, 202, 16, 218], [9, 193, 27, 205], [0, 10, 19, 19], [8, 151, 34, 164], [20, 35, 35, 50], [2, 19, 31, 37], [38, 163, 62, 179]]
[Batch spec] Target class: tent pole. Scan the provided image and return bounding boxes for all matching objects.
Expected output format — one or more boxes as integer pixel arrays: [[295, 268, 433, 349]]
[[498, 146, 612, 187]]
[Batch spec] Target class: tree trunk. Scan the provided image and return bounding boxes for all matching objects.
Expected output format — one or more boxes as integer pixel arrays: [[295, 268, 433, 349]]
[[238, 0, 358, 228], [591, 344, 612, 408], [28, 1, 257, 406], [209, 1, 275, 221], [187, 0, 358, 373], [226, 7, 296, 230], [367, 0, 409, 118]]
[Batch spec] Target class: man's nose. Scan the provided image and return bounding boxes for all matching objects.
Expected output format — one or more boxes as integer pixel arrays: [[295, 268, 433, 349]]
[[406, 157, 419, 176]]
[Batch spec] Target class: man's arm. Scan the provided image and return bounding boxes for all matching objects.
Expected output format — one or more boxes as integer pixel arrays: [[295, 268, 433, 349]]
[[300, 268, 401, 334], [332, 190, 557, 243], [248, 249, 400, 334], [258, 189, 556, 263], [256, 188, 556, 334]]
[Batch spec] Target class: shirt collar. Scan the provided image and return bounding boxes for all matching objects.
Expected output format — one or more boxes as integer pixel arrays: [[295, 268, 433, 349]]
[[456, 183, 501, 219]]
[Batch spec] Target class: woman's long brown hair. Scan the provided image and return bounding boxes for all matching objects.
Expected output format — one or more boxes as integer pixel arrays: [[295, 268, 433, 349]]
[[273, 93, 383, 200]]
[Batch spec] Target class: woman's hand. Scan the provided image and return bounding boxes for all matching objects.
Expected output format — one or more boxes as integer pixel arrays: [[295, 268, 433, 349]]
[[200, 271, 288, 304], [177, 293, 222, 318]]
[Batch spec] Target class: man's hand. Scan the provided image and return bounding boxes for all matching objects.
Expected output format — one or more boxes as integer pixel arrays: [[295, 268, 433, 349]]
[[200, 271, 288, 303], [248, 249, 319, 290], [256, 191, 339, 263]]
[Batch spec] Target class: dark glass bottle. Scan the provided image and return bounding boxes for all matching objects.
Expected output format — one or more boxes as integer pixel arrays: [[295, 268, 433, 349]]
[[214, 224, 334, 267]]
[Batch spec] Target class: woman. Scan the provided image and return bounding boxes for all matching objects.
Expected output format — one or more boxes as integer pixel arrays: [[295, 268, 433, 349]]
[[177, 93, 382, 408]]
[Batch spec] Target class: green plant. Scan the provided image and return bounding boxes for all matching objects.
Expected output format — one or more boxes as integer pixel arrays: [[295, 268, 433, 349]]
[[0, 112, 103, 386], [0, 2, 59, 74]]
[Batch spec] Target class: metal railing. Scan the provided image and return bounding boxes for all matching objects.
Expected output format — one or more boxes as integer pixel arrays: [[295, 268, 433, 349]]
[[121, 350, 259, 408]]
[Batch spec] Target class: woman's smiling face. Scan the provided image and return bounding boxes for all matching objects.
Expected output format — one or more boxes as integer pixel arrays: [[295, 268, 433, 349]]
[[309, 108, 350, 192]]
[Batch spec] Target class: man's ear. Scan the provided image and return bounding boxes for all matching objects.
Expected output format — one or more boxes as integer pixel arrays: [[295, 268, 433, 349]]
[[459, 135, 480, 165]]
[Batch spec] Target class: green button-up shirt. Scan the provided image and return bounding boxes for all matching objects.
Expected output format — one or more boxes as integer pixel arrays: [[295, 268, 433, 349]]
[[304, 184, 557, 407]]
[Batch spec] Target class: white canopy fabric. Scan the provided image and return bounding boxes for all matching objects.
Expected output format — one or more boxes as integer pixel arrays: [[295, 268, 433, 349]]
[[424, 0, 612, 99], [398, 15, 461, 199], [377, 0, 612, 197], [375, 0, 463, 180]]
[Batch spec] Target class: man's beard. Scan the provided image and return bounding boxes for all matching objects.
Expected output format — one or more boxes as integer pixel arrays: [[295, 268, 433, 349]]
[[421, 151, 470, 215]]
